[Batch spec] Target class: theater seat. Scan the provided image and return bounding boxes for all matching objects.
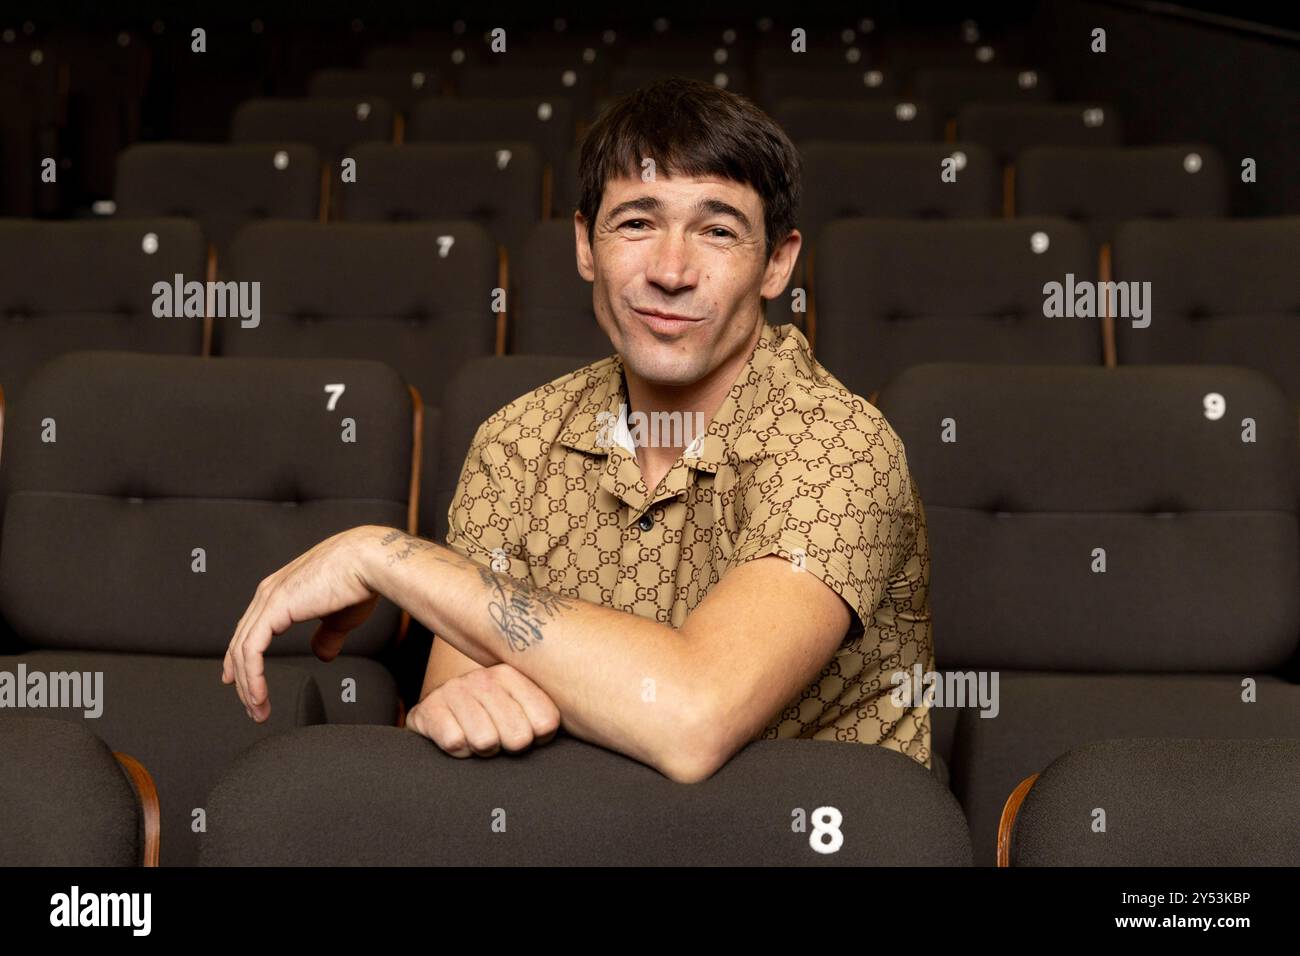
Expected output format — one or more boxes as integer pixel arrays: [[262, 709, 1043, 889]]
[[553, 143, 581, 218], [0, 219, 205, 414], [772, 98, 943, 143], [231, 96, 396, 187], [1113, 218, 1300, 409], [456, 65, 599, 127], [609, 66, 750, 99], [800, 141, 1001, 238], [0, 352, 418, 863], [364, 39, 476, 76], [1016, 145, 1228, 252], [407, 97, 576, 176], [114, 143, 321, 268], [335, 142, 543, 267], [958, 102, 1122, 167], [913, 67, 1054, 119], [754, 67, 901, 110], [220, 220, 499, 406], [798, 142, 1000, 287], [511, 221, 606, 357], [307, 68, 442, 117], [877, 363, 1300, 865], [221, 221, 494, 541], [200, 726, 973, 865], [0, 716, 158, 866], [0, 651, 321, 865], [812, 218, 1100, 397], [1000, 738, 1300, 866]]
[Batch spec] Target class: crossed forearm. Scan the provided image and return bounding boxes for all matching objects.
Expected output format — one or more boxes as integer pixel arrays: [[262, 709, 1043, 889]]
[[361, 528, 712, 777]]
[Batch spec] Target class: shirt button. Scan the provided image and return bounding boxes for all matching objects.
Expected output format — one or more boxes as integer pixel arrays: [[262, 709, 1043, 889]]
[[637, 513, 654, 532]]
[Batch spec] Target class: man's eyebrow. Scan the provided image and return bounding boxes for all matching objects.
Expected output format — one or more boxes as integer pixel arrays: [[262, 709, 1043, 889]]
[[694, 198, 752, 232], [603, 196, 662, 222]]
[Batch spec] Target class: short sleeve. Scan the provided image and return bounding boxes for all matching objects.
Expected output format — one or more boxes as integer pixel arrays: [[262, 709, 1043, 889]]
[[443, 422, 530, 578], [724, 417, 916, 629]]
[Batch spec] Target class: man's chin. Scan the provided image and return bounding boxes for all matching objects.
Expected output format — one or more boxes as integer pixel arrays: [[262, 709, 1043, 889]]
[[619, 345, 707, 387]]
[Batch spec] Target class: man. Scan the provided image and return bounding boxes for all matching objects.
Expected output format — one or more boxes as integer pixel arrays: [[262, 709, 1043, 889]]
[[222, 78, 934, 784]]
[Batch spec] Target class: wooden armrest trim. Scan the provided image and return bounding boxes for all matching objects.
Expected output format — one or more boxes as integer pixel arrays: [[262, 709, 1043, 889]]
[[996, 772, 1040, 867], [114, 751, 161, 867]]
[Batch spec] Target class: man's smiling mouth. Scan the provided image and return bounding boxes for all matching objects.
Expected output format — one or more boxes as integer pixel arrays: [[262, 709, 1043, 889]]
[[633, 307, 706, 334]]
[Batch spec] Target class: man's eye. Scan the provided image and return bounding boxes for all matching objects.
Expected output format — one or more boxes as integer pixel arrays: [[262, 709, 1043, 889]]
[[620, 219, 648, 230], [707, 227, 735, 239]]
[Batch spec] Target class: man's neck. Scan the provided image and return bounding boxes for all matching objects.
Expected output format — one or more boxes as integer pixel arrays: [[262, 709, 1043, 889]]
[[623, 321, 764, 491]]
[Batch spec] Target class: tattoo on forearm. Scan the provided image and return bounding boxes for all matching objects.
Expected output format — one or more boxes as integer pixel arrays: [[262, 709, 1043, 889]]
[[377, 528, 570, 651], [378, 529, 439, 567], [477, 567, 574, 652]]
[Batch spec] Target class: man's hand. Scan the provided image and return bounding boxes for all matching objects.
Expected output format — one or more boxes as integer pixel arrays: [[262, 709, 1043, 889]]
[[406, 663, 561, 758], [222, 526, 382, 723]]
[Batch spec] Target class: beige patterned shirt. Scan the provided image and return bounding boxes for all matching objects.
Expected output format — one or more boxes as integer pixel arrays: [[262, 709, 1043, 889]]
[[445, 321, 933, 768]]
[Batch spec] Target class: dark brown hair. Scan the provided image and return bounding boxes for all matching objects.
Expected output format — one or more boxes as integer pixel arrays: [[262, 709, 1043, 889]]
[[577, 77, 802, 259]]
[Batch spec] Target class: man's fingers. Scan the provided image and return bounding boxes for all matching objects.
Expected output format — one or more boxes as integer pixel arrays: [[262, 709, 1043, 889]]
[[310, 623, 348, 662], [326, 592, 380, 633], [231, 575, 275, 660], [310, 594, 378, 662], [240, 596, 293, 720], [409, 698, 473, 758], [475, 675, 548, 751], [225, 545, 334, 720], [230, 579, 276, 716], [439, 683, 505, 757], [232, 553, 306, 663], [490, 665, 562, 744], [408, 672, 552, 758]]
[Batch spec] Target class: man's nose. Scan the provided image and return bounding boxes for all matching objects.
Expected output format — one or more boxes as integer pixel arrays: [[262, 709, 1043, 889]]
[[644, 229, 698, 292]]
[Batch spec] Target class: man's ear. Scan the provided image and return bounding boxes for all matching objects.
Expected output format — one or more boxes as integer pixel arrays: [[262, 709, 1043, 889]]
[[760, 227, 802, 300], [574, 211, 596, 282]]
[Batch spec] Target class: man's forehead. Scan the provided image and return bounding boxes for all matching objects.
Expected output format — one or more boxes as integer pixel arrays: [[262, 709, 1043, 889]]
[[599, 172, 760, 211]]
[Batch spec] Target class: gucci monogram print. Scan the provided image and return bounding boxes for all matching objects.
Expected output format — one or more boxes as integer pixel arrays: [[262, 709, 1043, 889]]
[[445, 321, 934, 769]]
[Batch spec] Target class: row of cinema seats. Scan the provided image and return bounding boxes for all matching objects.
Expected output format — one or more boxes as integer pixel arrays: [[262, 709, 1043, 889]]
[[310, 41, 1058, 123], [101, 136, 1238, 388], [0, 17, 1076, 213], [3, 215, 1297, 541], [12, 715, 1299, 866], [106, 133, 1224, 262], [291, 66, 1067, 154], [1, 350, 1296, 865], [94, 128, 1269, 391], [217, 92, 1167, 290]]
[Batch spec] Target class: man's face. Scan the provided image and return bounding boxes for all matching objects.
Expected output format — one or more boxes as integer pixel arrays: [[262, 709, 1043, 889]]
[[575, 171, 799, 387]]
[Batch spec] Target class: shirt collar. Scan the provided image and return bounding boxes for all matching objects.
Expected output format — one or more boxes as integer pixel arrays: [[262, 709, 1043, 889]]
[[557, 321, 790, 475]]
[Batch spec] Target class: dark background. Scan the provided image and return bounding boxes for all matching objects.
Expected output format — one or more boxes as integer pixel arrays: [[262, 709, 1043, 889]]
[[2, 0, 1296, 215]]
